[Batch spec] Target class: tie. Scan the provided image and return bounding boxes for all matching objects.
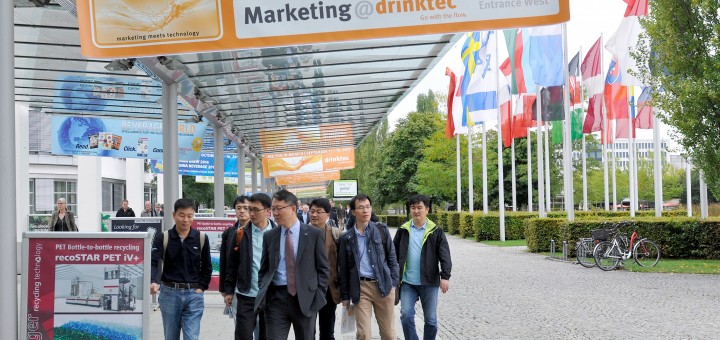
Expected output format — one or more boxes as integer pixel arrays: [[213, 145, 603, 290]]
[[285, 230, 297, 296]]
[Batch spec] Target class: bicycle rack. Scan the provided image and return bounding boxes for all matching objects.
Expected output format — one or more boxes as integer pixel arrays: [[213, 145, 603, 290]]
[[562, 241, 568, 261], [547, 239, 572, 263], [550, 239, 556, 258]]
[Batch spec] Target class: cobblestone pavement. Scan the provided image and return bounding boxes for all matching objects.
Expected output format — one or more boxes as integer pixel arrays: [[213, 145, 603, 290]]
[[434, 234, 720, 339]]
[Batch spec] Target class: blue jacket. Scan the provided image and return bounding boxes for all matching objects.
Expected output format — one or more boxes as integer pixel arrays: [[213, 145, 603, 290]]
[[338, 221, 399, 304]]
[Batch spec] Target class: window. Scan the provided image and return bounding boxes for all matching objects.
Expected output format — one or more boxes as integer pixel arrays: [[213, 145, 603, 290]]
[[102, 181, 126, 211], [54, 180, 78, 213], [30, 179, 77, 214]]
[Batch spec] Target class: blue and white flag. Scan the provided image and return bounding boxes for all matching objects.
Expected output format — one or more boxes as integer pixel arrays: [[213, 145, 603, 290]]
[[528, 24, 564, 86], [462, 30, 498, 125]]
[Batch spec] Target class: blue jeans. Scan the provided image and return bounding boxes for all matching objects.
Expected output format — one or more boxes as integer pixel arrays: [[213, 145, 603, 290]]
[[400, 283, 439, 340], [158, 286, 205, 340]]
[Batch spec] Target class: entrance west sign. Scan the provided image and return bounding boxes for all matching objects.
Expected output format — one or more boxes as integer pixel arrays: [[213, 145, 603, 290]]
[[78, 0, 569, 58]]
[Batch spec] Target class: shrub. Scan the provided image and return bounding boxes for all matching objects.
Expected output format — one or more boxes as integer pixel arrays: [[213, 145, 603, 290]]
[[524, 218, 564, 252], [458, 213, 474, 239], [434, 211, 448, 232], [446, 212, 461, 235]]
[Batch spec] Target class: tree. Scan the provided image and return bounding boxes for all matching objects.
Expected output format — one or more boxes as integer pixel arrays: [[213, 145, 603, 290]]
[[638, 0, 720, 198], [181, 176, 237, 209], [340, 119, 388, 204]]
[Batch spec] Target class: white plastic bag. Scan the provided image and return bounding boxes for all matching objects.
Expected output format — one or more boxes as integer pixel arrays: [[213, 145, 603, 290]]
[[340, 305, 356, 334]]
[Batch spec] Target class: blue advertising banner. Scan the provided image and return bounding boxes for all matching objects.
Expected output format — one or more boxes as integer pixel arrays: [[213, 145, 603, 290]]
[[51, 115, 207, 160], [150, 153, 238, 177]]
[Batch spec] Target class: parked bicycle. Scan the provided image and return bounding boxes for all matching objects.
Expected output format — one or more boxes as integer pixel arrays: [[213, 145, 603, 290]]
[[576, 223, 616, 268], [593, 221, 661, 271]]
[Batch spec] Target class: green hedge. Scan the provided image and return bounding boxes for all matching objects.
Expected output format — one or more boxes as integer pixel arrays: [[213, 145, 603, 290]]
[[525, 217, 720, 259], [446, 212, 461, 235], [473, 212, 536, 241], [435, 211, 448, 232], [458, 213, 474, 238], [377, 215, 407, 228]]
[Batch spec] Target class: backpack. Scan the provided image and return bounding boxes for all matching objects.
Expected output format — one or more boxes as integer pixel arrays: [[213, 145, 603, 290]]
[[161, 230, 206, 274]]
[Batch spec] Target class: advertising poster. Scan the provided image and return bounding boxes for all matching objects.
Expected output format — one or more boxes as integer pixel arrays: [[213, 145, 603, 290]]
[[274, 170, 341, 185], [262, 147, 355, 178], [333, 179, 358, 198], [51, 115, 207, 161], [259, 123, 353, 153], [150, 153, 239, 177], [77, 0, 569, 58], [109, 218, 163, 233], [192, 217, 236, 291], [21, 232, 151, 340]]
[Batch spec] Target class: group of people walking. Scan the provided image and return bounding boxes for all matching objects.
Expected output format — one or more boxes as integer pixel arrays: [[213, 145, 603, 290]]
[[148, 190, 452, 340]]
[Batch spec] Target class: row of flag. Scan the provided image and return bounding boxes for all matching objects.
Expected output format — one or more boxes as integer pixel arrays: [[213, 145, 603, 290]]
[[445, 0, 653, 147]]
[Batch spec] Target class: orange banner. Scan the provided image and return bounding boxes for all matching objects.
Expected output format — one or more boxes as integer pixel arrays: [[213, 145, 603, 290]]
[[262, 147, 354, 178], [77, 0, 570, 58], [259, 123, 353, 153], [275, 171, 341, 185]]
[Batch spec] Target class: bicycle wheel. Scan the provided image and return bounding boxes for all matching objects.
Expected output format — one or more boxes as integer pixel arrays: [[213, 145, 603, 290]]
[[576, 240, 596, 268], [594, 241, 621, 271], [633, 239, 660, 267]]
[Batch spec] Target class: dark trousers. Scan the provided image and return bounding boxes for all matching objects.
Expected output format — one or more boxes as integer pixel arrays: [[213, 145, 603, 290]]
[[264, 285, 316, 340], [235, 293, 266, 340], [317, 289, 337, 340]]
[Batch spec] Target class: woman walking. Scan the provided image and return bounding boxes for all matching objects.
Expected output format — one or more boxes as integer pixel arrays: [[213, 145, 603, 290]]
[[49, 198, 78, 232]]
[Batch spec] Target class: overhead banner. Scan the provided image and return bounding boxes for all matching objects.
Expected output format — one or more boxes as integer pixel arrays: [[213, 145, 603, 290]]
[[151, 153, 239, 177], [259, 123, 353, 153], [21, 232, 151, 339], [262, 147, 354, 178], [76, 0, 569, 58], [275, 171, 341, 185], [192, 218, 236, 291], [51, 115, 207, 160], [52, 75, 191, 114]]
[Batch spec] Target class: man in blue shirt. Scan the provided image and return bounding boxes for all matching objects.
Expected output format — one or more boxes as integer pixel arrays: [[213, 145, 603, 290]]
[[225, 193, 275, 339], [338, 194, 399, 340], [255, 190, 329, 339], [393, 195, 452, 340]]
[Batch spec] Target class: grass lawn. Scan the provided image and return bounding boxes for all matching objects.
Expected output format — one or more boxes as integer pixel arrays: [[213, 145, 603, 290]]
[[480, 239, 527, 247], [622, 259, 720, 274]]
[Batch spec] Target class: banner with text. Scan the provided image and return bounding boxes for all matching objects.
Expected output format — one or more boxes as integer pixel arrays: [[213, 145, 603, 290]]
[[275, 171, 342, 185], [51, 115, 207, 160], [21, 233, 150, 339], [77, 0, 569, 58], [151, 153, 239, 177], [192, 218, 236, 291], [262, 147, 354, 178], [259, 123, 353, 153]]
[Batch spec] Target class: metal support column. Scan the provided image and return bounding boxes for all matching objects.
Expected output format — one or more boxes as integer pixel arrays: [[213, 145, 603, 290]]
[[251, 156, 258, 194], [1, 0, 17, 336], [238, 146, 246, 196], [162, 82, 179, 229], [213, 124, 224, 216]]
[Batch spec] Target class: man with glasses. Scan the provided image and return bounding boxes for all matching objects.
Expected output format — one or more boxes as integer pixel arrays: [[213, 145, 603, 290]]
[[309, 198, 342, 340], [219, 196, 251, 301], [255, 190, 329, 340], [393, 195, 452, 340], [225, 193, 276, 339], [338, 194, 399, 340]]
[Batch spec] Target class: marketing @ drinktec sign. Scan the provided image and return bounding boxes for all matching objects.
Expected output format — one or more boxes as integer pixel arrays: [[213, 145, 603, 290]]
[[51, 115, 207, 161], [76, 0, 569, 58]]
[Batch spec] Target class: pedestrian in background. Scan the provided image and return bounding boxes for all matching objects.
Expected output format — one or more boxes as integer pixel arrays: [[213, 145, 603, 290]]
[[116, 199, 135, 217], [309, 198, 342, 340], [49, 197, 78, 232]]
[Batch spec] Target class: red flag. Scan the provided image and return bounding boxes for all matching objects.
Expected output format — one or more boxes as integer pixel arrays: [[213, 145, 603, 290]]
[[604, 60, 628, 120], [511, 115, 529, 139], [499, 58, 514, 147], [624, 0, 648, 17], [445, 67, 457, 138], [635, 86, 653, 129], [582, 37, 603, 133], [615, 118, 637, 139]]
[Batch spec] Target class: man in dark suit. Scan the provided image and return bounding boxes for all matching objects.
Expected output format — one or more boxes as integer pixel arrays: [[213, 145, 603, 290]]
[[296, 204, 310, 224], [255, 190, 329, 340]]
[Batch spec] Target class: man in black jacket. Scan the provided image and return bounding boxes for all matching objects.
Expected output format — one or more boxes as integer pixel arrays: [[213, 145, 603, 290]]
[[116, 199, 135, 217], [219, 196, 251, 300], [393, 195, 452, 340], [225, 193, 275, 339]]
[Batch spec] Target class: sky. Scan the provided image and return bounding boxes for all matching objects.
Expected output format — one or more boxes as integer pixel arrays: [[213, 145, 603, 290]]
[[386, 0, 680, 151]]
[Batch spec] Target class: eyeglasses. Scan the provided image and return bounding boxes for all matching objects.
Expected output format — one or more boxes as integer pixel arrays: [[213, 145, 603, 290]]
[[248, 207, 268, 214], [309, 209, 327, 215], [270, 205, 293, 213], [354, 205, 372, 211]]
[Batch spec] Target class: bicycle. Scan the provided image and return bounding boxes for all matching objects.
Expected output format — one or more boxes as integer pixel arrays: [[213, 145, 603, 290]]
[[576, 223, 615, 268], [593, 221, 661, 271]]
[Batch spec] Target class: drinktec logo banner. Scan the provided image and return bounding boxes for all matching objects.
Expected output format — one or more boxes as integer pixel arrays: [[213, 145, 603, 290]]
[[77, 0, 569, 58], [51, 115, 207, 161], [262, 147, 354, 178], [275, 170, 342, 185]]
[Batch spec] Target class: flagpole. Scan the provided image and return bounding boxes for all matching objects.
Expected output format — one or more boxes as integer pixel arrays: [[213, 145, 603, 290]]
[[496, 35, 506, 240], [601, 34, 610, 211], [612, 120, 617, 211], [456, 133, 462, 212], [482, 123, 489, 214], [700, 170, 708, 219], [628, 87, 636, 217], [686, 159, 692, 217], [511, 138, 517, 211], [544, 120, 551, 211], [527, 129, 533, 212], [653, 105, 662, 217], [578, 46, 588, 211], [536, 85, 546, 217], [468, 124, 475, 213], [561, 24, 575, 221]]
